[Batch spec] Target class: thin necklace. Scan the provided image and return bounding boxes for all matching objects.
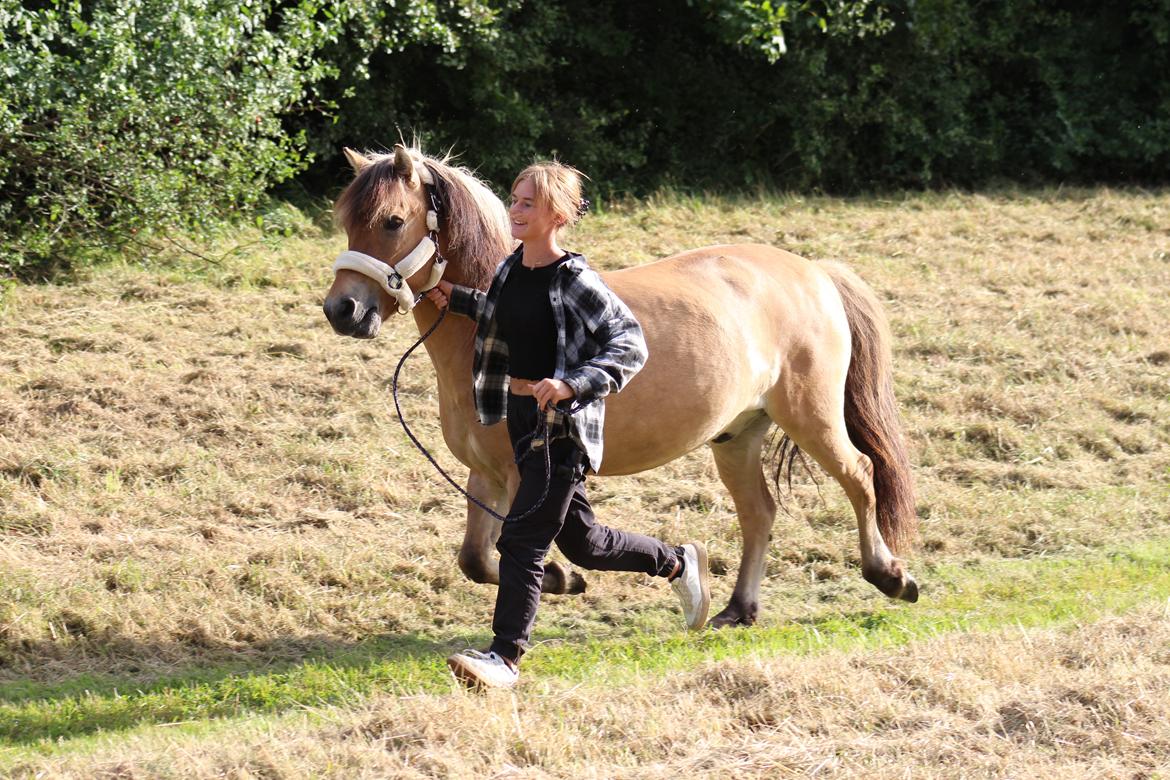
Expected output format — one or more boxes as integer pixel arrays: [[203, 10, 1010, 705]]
[[522, 252, 565, 268]]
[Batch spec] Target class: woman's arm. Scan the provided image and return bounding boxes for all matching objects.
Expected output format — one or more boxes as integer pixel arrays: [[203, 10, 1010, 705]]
[[560, 271, 649, 405], [426, 280, 487, 321]]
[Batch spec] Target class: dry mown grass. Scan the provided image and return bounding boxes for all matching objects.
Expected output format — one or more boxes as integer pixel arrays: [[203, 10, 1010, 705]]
[[1, 187, 1168, 771], [11, 605, 1170, 778]]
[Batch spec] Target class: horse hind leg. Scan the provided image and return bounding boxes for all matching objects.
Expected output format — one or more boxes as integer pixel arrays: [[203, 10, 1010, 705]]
[[709, 414, 777, 628], [768, 404, 918, 603]]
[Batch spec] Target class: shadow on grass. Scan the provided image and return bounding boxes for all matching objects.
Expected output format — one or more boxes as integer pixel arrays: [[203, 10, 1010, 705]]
[[0, 630, 479, 745]]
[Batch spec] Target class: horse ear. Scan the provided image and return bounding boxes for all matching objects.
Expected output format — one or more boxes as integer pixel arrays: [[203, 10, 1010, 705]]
[[343, 147, 370, 174], [393, 144, 419, 188]]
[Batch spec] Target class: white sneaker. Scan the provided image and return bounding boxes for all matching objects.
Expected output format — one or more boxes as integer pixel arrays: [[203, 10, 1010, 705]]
[[670, 542, 711, 630], [447, 649, 519, 690]]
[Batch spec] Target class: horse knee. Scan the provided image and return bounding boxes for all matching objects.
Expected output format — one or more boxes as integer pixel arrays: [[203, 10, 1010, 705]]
[[457, 549, 493, 584]]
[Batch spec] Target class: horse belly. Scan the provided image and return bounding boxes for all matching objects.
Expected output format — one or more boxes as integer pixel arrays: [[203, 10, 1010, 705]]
[[595, 247, 821, 476], [596, 295, 770, 476]]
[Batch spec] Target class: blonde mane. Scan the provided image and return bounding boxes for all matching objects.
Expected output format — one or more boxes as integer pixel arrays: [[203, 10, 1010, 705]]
[[335, 147, 514, 290]]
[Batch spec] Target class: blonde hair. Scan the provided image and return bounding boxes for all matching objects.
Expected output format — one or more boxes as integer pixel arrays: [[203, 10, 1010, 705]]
[[512, 161, 589, 230]]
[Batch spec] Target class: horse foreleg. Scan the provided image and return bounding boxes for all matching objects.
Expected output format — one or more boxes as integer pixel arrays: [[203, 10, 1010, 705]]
[[456, 470, 586, 594], [456, 470, 503, 585], [708, 415, 776, 628]]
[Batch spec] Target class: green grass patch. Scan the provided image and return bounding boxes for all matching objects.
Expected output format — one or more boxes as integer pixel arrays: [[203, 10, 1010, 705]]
[[0, 636, 451, 748], [531, 542, 1170, 682], [2, 539, 1169, 759]]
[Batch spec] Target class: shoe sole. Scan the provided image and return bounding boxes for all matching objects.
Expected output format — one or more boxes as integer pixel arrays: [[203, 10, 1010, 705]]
[[446, 655, 516, 690], [689, 541, 712, 630]]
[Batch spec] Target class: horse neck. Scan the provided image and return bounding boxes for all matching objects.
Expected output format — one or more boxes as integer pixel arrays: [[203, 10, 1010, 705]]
[[411, 296, 475, 401], [403, 225, 501, 390], [403, 164, 509, 400], [428, 161, 512, 292]]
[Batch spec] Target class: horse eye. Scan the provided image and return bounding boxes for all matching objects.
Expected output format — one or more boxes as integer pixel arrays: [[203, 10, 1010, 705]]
[[384, 216, 404, 231]]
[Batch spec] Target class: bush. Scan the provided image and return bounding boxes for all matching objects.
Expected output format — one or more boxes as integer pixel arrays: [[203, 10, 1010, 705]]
[[294, 0, 1170, 195], [4, 0, 1166, 278], [0, 0, 341, 278]]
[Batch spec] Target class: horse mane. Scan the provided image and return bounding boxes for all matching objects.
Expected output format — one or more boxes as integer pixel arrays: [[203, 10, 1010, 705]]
[[334, 146, 514, 291]]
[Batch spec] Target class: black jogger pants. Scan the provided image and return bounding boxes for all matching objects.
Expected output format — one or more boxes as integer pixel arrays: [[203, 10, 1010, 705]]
[[489, 392, 680, 663]]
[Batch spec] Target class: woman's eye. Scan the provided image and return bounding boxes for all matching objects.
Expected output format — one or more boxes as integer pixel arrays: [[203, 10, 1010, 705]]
[[384, 216, 404, 231]]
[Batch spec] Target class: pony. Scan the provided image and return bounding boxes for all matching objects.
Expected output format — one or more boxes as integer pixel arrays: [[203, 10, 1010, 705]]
[[323, 144, 919, 627]]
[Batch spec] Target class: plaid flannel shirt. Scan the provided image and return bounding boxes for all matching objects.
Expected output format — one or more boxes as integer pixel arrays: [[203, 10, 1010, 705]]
[[448, 248, 648, 474]]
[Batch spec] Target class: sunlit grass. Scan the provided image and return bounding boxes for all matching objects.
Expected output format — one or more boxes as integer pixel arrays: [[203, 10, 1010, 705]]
[[1, 186, 1168, 776], [2, 539, 1168, 755]]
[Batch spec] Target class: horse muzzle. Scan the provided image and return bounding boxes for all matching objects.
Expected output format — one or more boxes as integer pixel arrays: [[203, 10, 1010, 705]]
[[323, 294, 382, 339]]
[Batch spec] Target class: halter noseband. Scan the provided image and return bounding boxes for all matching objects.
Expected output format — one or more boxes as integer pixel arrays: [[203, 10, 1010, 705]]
[[331, 154, 448, 315]]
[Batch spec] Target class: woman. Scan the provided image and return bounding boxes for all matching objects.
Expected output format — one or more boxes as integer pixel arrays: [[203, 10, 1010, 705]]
[[426, 161, 711, 690]]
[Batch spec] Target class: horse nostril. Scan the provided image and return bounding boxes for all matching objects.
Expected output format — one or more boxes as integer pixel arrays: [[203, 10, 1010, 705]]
[[325, 296, 361, 326], [325, 294, 380, 337]]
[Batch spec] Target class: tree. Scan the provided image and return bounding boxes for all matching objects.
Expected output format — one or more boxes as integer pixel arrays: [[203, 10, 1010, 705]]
[[0, 0, 501, 277]]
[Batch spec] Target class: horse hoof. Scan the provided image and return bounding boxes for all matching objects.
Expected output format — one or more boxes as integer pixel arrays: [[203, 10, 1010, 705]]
[[565, 570, 587, 595], [708, 604, 756, 629], [542, 562, 587, 595], [864, 566, 919, 603], [898, 574, 919, 603]]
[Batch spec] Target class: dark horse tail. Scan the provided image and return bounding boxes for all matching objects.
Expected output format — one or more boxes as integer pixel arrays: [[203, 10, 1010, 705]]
[[821, 262, 918, 554]]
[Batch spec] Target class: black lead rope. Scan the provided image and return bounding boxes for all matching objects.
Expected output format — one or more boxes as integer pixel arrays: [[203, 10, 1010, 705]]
[[391, 306, 564, 523]]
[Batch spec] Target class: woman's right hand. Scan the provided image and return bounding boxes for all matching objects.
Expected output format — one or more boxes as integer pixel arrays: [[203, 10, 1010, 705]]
[[426, 279, 454, 309]]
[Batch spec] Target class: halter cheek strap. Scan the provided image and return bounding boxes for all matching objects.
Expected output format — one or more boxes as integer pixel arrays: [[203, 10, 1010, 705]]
[[330, 155, 448, 315]]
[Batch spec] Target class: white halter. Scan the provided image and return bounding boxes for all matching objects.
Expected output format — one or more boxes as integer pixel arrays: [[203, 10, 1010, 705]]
[[331, 155, 448, 315]]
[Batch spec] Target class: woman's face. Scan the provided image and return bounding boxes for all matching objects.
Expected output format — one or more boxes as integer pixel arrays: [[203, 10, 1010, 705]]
[[509, 177, 560, 243]]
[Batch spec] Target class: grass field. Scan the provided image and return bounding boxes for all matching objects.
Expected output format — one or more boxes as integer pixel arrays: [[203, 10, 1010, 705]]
[[1, 187, 1168, 777]]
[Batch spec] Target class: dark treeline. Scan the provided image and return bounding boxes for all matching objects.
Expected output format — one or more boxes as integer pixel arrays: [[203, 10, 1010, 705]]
[[3, 0, 1167, 277], [298, 0, 1170, 195]]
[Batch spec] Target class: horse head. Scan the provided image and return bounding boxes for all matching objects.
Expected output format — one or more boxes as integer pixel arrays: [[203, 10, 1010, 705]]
[[324, 145, 444, 338]]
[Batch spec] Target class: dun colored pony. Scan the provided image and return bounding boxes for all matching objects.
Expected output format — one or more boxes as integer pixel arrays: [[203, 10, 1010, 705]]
[[323, 145, 918, 627]]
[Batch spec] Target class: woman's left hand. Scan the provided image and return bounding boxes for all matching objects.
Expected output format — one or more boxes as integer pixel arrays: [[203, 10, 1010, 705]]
[[529, 378, 575, 411]]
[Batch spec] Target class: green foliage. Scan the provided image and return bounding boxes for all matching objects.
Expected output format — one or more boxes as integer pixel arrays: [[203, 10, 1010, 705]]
[[296, 0, 1170, 196], [0, 0, 515, 277], [690, 0, 894, 63], [0, 0, 338, 276], [3, 0, 1167, 277], [293, 0, 902, 192]]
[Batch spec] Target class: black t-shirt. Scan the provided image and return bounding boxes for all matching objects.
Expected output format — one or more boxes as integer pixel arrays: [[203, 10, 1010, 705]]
[[495, 254, 570, 381]]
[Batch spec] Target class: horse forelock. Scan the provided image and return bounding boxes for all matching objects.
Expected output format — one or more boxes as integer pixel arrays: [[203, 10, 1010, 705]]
[[334, 156, 405, 232], [334, 148, 513, 291]]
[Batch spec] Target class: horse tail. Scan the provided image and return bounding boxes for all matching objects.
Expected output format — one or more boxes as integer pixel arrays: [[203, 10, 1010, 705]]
[[821, 261, 917, 555]]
